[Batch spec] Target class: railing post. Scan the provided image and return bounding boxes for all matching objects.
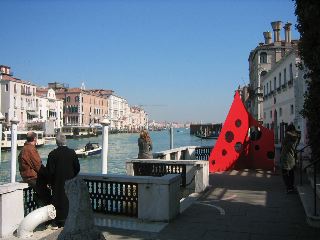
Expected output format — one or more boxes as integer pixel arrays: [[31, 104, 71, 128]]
[[300, 150, 303, 185], [10, 117, 19, 183], [314, 162, 317, 216], [101, 116, 110, 174]]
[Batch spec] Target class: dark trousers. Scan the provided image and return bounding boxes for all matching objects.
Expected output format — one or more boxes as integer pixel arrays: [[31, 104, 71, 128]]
[[282, 168, 295, 191], [27, 179, 51, 207]]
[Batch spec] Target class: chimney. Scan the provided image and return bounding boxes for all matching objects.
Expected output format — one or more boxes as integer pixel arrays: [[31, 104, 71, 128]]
[[0, 65, 11, 75], [284, 22, 292, 43], [263, 31, 272, 44], [271, 21, 282, 42]]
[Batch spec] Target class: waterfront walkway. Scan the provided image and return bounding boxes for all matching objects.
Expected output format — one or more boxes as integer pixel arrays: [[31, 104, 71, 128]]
[[5, 169, 320, 240]]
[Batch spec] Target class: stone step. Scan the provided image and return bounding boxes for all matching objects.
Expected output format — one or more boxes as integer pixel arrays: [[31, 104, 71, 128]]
[[297, 184, 320, 228]]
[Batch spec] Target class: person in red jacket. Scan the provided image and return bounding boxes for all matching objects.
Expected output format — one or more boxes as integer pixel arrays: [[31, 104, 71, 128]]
[[18, 131, 51, 206]]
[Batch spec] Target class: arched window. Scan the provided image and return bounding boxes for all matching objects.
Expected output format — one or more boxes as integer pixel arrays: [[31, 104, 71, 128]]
[[260, 52, 267, 64]]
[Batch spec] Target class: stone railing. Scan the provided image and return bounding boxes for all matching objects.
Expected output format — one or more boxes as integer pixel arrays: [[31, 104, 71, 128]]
[[79, 173, 181, 222], [126, 159, 209, 195], [152, 146, 213, 161]]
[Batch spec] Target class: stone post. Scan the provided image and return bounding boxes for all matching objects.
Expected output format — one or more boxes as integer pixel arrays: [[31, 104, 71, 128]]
[[170, 124, 173, 149], [101, 116, 110, 174], [58, 176, 103, 240], [10, 117, 19, 183]]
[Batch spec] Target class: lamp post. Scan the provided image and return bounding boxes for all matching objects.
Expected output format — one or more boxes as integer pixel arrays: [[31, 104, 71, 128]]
[[0, 112, 5, 162], [101, 115, 110, 174], [10, 117, 19, 183]]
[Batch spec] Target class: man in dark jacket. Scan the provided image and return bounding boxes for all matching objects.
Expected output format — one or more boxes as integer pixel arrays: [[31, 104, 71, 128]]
[[46, 133, 80, 228], [280, 123, 301, 194], [18, 131, 51, 206]]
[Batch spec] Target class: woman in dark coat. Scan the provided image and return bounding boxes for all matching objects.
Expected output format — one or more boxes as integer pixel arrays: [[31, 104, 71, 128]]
[[280, 123, 301, 194], [138, 130, 153, 159], [46, 133, 80, 228]]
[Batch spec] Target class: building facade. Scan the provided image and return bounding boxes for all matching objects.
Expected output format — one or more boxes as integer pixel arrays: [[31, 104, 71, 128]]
[[36, 88, 64, 132], [247, 21, 298, 122], [0, 65, 38, 130], [53, 86, 108, 126]]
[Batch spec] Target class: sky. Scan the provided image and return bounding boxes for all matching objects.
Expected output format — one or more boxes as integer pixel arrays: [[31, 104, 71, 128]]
[[0, 0, 300, 123]]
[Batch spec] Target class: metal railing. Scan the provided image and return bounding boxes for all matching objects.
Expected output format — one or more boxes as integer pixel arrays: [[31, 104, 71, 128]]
[[195, 146, 212, 160], [303, 159, 319, 217], [297, 144, 319, 216], [133, 162, 186, 187], [23, 187, 38, 216], [83, 179, 138, 217], [23, 179, 139, 218]]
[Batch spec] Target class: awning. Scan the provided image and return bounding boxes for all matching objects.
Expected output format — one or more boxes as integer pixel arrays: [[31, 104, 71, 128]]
[[27, 111, 39, 117]]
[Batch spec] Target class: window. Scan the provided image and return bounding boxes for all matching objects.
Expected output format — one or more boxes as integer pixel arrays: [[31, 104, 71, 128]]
[[284, 68, 287, 84], [5, 84, 9, 92], [269, 81, 272, 92], [260, 52, 267, 63], [267, 83, 269, 94], [278, 73, 281, 87], [290, 104, 294, 114], [263, 86, 265, 96], [279, 107, 282, 117], [75, 96, 79, 102], [289, 63, 293, 80], [14, 84, 17, 93], [274, 77, 277, 90], [66, 96, 70, 102]]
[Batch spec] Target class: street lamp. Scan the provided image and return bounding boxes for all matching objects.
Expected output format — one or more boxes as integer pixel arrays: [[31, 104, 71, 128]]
[[0, 112, 5, 161]]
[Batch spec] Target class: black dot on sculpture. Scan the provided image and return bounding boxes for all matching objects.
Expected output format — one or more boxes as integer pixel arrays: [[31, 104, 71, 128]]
[[267, 151, 275, 159], [234, 142, 242, 153], [255, 145, 260, 151], [211, 160, 216, 165], [225, 131, 234, 143], [222, 149, 227, 156], [235, 119, 242, 128]]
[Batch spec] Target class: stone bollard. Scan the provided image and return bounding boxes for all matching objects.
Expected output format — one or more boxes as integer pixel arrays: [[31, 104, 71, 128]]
[[58, 176, 105, 240]]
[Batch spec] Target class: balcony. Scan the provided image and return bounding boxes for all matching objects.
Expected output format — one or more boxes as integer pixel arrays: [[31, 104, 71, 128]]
[[281, 83, 287, 90], [277, 87, 281, 93]]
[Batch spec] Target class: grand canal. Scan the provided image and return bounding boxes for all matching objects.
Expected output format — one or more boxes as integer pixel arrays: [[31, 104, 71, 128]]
[[0, 128, 216, 184]]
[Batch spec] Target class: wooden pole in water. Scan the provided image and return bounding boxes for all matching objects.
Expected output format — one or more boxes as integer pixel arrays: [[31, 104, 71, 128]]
[[101, 116, 110, 174], [10, 117, 19, 183]]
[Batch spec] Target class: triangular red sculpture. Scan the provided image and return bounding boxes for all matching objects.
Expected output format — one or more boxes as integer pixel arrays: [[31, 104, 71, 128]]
[[208, 91, 275, 173]]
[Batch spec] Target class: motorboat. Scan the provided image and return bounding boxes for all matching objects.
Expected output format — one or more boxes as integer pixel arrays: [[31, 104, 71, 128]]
[[75, 142, 102, 158]]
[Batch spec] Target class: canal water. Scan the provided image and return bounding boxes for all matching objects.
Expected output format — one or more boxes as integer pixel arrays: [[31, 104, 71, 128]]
[[0, 128, 216, 184]]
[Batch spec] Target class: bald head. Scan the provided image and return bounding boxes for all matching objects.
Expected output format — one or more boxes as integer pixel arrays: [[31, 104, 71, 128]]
[[26, 132, 37, 143]]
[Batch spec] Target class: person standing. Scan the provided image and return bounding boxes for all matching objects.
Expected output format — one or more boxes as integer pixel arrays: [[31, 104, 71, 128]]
[[138, 129, 153, 159], [46, 133, 80, 228], [280, 123, 301, 194], [18, 131, 51, 206]]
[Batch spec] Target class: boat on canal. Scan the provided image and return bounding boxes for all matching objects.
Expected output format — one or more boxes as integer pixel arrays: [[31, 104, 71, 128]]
[[75, 142, 102, 158], [1, 130, 45, 150]]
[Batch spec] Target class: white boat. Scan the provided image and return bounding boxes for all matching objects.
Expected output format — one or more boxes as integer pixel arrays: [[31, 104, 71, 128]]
[[1, 131, 45, 150], [44, 136, 56, 145], [75, 142, 102, 158]]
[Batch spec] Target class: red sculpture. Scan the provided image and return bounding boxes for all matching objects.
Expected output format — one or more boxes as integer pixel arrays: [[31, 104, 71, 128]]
[[208, 91, 275, 173]]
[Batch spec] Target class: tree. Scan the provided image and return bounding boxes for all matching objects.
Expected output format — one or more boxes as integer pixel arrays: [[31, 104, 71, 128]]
[[295, 0, 320, 166]]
